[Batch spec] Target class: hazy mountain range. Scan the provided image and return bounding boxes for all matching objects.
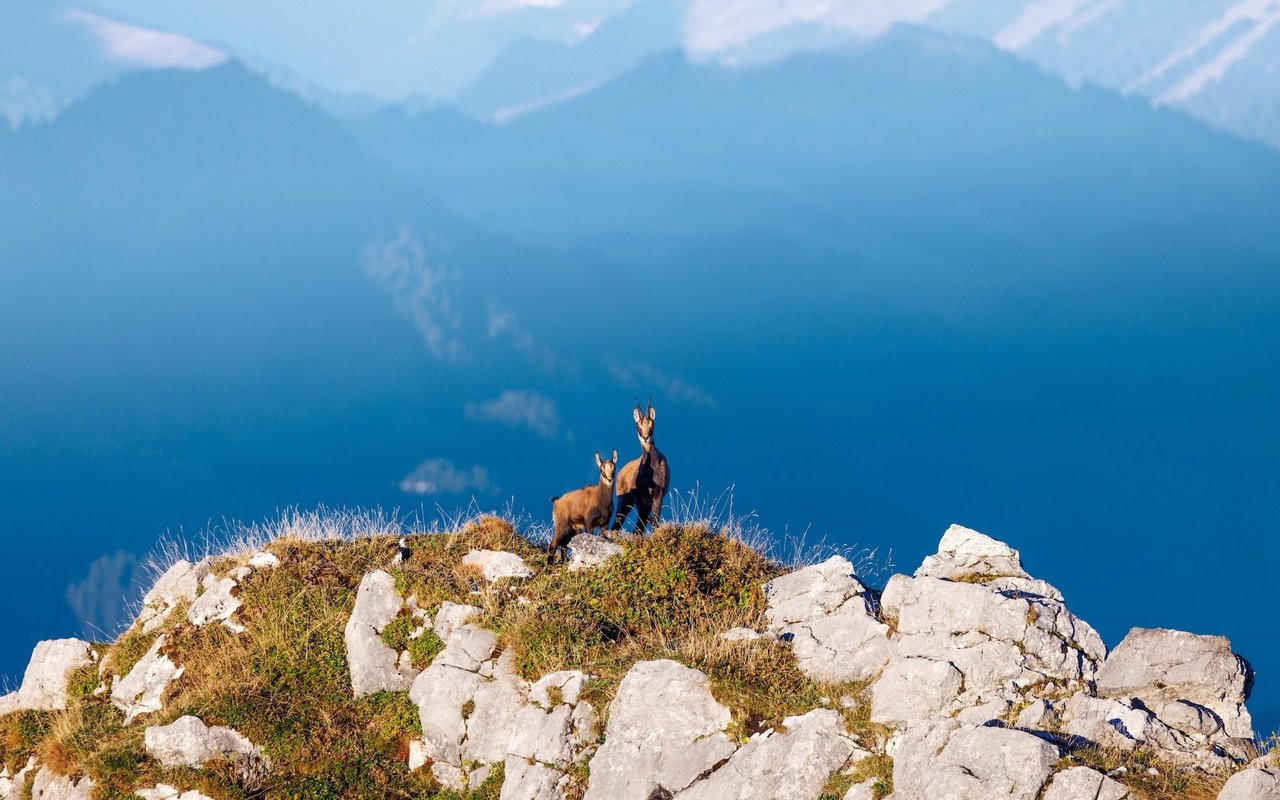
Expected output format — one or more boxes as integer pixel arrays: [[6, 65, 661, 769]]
[[4, 0, 1279, 151]]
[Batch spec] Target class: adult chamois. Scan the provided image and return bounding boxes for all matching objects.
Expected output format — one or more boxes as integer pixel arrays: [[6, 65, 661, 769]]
[[547, 450, 617, 564], [612, 401, 669, 535]]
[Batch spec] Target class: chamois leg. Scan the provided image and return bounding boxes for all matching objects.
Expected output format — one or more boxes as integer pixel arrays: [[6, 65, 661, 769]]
[[611, 492, 635, 534], [547, 522, 571, 564], [634, 496, 664, 536]]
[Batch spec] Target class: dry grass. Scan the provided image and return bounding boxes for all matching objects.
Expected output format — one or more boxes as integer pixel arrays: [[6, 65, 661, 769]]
[[1059, 744, 1231, 800]]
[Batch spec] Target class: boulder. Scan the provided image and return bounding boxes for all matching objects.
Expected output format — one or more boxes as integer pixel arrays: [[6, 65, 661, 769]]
[[1219, 768, 1280, 800], [1041, 767, 1133, 800], [135, 785, 217, 800], [143, 715, 264, 768], [501, 758, 569, 800], [248, 551, 280, 569], [1096, 627, 1254, 740], [842, 779, 880, 800], [462, 550, 534, 582], [1015, 698, 1060, 730], [916, 524, 1030, 581], [764, 556, 892, 683], [0, 639, 93, 713], [870, 657, 963, 727], [566, 534, 623, 571], [187, 575, 244, 633], [136, 560, 209, 633], [30, 768, 93, 800], [344, 570, 416, 696], [891, 718, 1059, 800], [675, 709, 860, 800], [111, 635, 183, 724], [584, 659, 736, 800]]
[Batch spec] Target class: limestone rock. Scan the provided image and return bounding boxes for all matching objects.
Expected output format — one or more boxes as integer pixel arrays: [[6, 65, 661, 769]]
[[916, 524, 1029, 581], [187, 575, 243, 633], [344, 570, 416, 696], [462, 550, 534, 582], [1015, 698, 1060, 730], [111, 635, 183, 724], [0, 758, 37, 800], [675, 709, 859, 800], [529, 670, 589, 709], [433, 601, 481, 640], [144, 715, 263, 768], [1097, 627, 1254, 740], [30, 768, 93, 800], [566, 534, 623, 571], [870, 657, 963, 727], [501, 758, 569, 800], [0, 639, 93, 714], [1041, 767, 1133, 800], [1219, 768, 1280, 800], [764, 556, 892, 683], [137, 560, 209, 633], [248, 551, 280, 569], [720, 627, 774, 642], [875, 556, 1104, 720], [135, 785, 217, 800], [892, 718, 1059, 800], [584, 659, 736, 800], [843, 779, 881, 800]]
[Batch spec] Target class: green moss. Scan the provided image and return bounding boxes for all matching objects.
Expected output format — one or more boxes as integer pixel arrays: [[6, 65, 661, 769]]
[[0, 710, 54, 771]]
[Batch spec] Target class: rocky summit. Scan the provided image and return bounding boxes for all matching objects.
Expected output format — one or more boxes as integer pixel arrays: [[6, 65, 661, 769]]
[[0, 513, 1273, 800]]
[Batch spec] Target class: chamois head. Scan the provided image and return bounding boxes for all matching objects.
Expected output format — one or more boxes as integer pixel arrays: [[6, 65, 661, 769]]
[[595, 449, 618, 484], [632, 400, 656, 448]]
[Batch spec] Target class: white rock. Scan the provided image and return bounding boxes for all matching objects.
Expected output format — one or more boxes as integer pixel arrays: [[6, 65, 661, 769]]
[[916, 524, 1030, 581], [229, 566, 252, 581], [0, 758, 37, 800], [566, 534, 624, 571], [436, 626, 499, 672], [675, 709, 859, 800], [1016, 699, 1060, 730], [462, 651, 528, 765], [434, 601, 482, 640], [30, 768, 93, 800], [584, 660, 736, 800], [0, 639, 93, 713], [187, 575, 243, 633], [765, 556, 892, 683], [529, 670, 589, 709], [1041, 767, 1133, 800], [892, 718, 1059, 800], [137, 560, 209, 633], [134, 784, 216, 800], [1219, 768, 1280, 800], [111, 635, 183, 724], [843, 779, 881, 800], [1097, 627, 1254, 739], [870, 657, 963, 727], [248, 551, 280, 569], [501, 757, 569, 800], [344, 570, 416, 696], [462, 550, 534, 582], [955, 698, 1010, 726], [143, 715, 263, 768]]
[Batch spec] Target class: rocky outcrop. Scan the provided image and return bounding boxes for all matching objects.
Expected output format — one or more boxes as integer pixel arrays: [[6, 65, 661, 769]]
[[0, 758, 37, 800], [765, 556, 891, 683], [144, 715, 265, 769], [1040, 767, 1134, 800], [111, 634, 183, 724], [674, 709, 861, 800], [187, 574, 244, 633], [462, 550, 534, 582], [0, 639, 93, 714], [137, 560, 209, 633], [565, 534, 623, 571], [584, 659, 735, 800], [344, 570, 418, 696], [891, 717, 1060, 800], [1219, 768, 1280, 800]]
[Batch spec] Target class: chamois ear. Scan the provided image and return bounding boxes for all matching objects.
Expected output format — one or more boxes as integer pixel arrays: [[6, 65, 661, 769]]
[[594, 451, 602, 467], [611, 448, 618, 463], [648, 405, 656, 421], [633, 406, 642, 423]]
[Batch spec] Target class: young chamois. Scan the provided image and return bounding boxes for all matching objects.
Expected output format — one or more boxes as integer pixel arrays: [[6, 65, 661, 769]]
[[547, 450, 617, 564], [612, 401, 669, 535]]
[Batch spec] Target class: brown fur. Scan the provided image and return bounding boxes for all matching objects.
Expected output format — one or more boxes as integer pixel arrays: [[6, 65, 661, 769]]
[[548, 450, 617, 563], [612, 402, 669, 535]]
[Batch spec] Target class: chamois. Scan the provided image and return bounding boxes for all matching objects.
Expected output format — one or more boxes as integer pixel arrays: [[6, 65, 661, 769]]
[[611, 401, 669, 535], [547, 450, 618, 564]]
